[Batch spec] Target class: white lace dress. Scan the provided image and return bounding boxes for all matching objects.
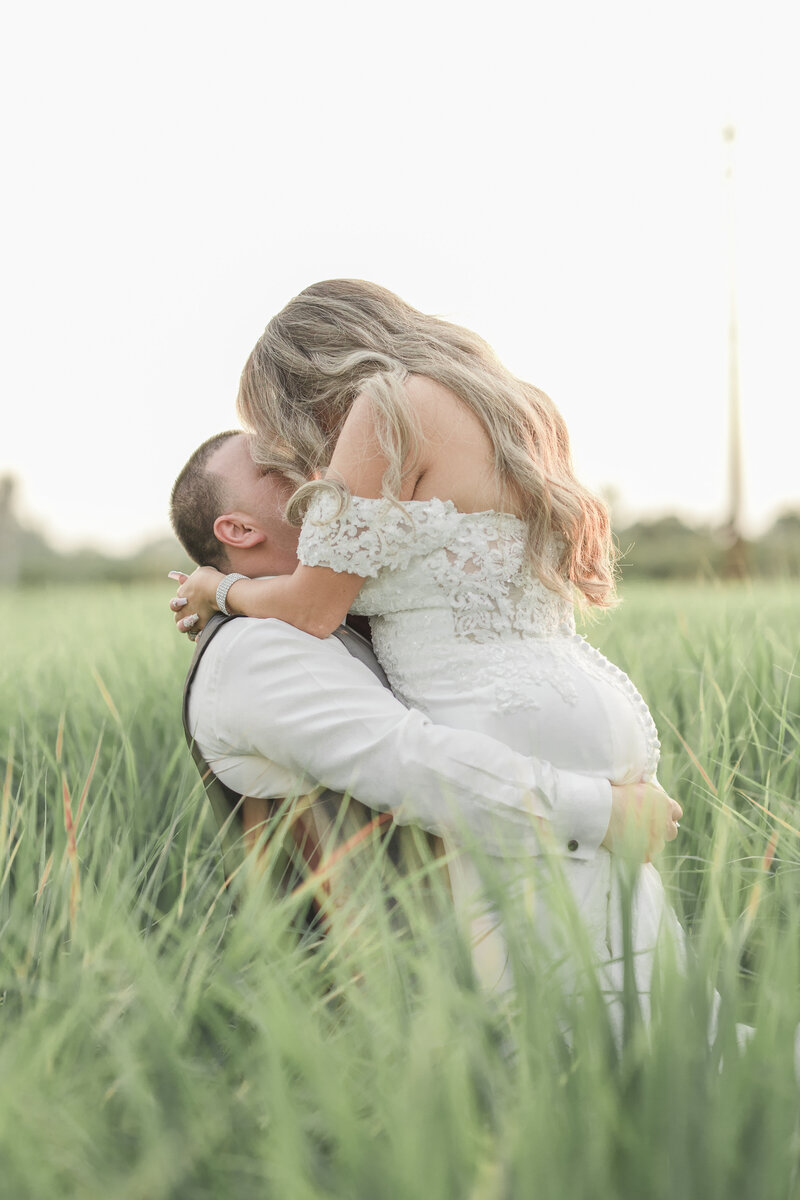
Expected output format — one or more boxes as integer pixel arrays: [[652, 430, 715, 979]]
[[299, 493, 683, 1020]]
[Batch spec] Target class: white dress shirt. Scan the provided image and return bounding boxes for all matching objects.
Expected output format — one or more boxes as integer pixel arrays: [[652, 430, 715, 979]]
[[187, 617, 612, 860]]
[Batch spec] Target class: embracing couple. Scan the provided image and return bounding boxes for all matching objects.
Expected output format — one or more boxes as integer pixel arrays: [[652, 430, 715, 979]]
[[169, 279, 682, 1026]]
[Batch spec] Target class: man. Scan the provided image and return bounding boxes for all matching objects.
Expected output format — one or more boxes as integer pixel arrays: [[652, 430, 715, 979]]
[[169, 431, 677, 976]]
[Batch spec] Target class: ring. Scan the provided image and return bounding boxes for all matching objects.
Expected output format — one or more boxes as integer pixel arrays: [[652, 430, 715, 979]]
[[188, 631, 198, 642]]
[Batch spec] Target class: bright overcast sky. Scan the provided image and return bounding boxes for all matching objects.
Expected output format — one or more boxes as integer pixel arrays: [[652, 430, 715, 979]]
[[3, 0, 798, 552]]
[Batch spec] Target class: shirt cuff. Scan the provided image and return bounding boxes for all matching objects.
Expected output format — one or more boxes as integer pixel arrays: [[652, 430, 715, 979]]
[[547, 772, 612, 860]]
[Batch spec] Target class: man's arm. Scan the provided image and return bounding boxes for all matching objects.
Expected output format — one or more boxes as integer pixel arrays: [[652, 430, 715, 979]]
[[191, 619, 612, 860]]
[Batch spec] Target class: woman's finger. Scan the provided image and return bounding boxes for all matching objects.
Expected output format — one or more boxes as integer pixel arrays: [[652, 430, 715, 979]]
[[170, 597, 189, 612], [168, 571, 188, 585], [179, 613, 200, 633]]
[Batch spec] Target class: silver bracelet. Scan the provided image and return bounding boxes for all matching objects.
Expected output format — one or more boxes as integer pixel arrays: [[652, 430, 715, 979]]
[[215, 572, 249, 616]]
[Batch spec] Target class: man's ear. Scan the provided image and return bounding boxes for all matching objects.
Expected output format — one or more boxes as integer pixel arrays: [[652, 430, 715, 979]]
[[213, 512, 267, 550]]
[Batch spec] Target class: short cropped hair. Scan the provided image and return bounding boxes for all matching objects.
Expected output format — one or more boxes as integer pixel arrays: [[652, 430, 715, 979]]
[[170, 430, 240, 568]]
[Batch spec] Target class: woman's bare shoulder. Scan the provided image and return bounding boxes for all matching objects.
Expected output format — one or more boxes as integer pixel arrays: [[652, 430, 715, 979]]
[[404, 373, 464, 411], [404, 374, 483, 441], [404, 375, 508, 510]]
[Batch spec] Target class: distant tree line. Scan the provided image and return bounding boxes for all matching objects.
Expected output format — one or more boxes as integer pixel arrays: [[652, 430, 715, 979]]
[[615, 512, 800, 580], [0, 473, 195, 587], [1, 473, 799, 586]]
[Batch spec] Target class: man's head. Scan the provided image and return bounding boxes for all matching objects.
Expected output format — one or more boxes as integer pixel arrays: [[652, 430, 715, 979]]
[[170, 431, 301, 576]]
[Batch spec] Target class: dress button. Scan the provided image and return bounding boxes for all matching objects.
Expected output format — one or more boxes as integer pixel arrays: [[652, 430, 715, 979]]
[[567, 839, 579, 852]]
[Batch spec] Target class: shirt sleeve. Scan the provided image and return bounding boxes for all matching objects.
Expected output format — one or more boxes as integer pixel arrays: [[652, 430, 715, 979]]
[[191, 619, 612, 860]]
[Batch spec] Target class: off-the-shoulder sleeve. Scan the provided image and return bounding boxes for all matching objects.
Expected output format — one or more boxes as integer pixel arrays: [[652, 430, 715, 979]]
[[297, 492, 451, 578]]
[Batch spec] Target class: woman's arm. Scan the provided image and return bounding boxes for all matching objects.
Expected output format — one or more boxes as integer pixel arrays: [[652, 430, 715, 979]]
[[174, 562, 367, 640], [174, 390, 429, 637]]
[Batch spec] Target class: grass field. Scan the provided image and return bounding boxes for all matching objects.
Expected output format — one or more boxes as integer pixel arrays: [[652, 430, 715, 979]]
[[1, 581, 799, 1199]]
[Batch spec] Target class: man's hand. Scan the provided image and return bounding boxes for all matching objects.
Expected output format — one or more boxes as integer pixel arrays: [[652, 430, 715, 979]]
[[602, 780, 683, 861], [168, 567, 224, 636]]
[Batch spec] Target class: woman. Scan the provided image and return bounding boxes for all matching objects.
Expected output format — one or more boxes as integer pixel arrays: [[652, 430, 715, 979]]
[[173, 279, 682, 1026]]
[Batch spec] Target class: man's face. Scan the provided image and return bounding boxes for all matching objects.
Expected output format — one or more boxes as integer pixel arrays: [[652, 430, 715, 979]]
[[207, 434, 301, 576]]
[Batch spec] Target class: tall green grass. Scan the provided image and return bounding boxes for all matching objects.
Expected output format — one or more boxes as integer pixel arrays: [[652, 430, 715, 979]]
[[1, 581, 799, 1199]]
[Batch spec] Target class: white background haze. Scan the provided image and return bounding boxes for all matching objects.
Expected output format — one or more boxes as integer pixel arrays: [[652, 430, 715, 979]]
[[2, 0, 798, 553]]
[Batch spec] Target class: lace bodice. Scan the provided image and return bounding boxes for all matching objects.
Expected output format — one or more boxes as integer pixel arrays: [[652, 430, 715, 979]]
[[298, 493, 575, 639], [298, 493, 660, 780]]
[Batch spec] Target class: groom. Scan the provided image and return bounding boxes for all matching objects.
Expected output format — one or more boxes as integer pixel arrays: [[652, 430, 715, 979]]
[[169, 431, 619, 894]]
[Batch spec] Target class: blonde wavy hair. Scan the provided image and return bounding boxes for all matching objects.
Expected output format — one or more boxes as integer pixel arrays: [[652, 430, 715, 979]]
[[237, 279, 616, 606]]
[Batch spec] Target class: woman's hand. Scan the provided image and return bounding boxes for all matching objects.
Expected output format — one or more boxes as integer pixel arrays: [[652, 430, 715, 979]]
[[603, 780, 682, 861], [168, 567, 224, 637]]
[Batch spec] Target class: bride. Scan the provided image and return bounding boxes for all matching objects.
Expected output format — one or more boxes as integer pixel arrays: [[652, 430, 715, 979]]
[[173, 279, 683, 1025]]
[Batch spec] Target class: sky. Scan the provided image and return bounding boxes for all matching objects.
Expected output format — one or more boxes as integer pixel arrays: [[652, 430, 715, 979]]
[[2, 0, 798, 553]]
